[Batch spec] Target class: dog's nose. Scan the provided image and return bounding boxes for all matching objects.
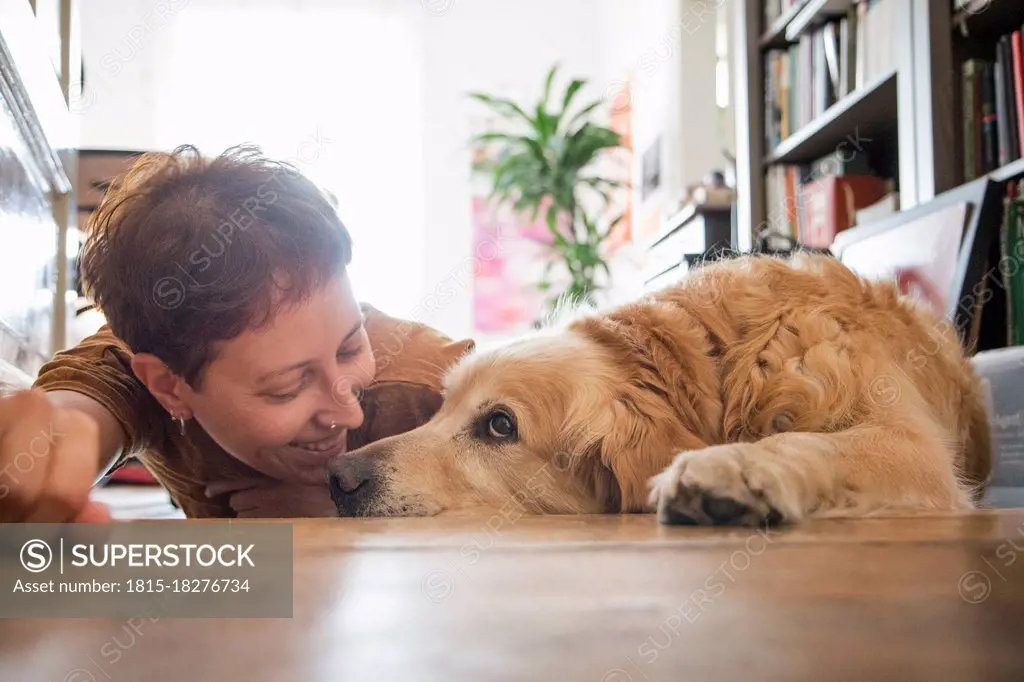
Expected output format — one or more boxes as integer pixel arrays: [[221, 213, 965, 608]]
[[328, 456, 371, 495], [326, 454, 376, 515]]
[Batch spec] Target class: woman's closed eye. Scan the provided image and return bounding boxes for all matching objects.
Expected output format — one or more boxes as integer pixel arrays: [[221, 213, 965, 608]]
[[337, 343, 364, 362], [265, 375, 311, 402]]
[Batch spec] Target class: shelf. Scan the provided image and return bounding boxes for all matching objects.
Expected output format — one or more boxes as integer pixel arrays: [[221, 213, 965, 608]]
[[953, 0, 1024, 40], [759, 0, 853, 50], [760, 1, 808, 50], [648, 203, 731, 250], [764, 69, 898, 166], [991, 157, 1024, 184], [784, 0, 855, 42]]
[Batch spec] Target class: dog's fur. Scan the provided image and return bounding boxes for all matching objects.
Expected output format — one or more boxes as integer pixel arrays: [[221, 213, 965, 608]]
[[328, 253, 993, 526]]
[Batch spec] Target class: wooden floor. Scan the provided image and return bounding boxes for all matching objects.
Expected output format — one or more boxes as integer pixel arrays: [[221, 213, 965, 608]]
[[2, 511, 1024, 681]]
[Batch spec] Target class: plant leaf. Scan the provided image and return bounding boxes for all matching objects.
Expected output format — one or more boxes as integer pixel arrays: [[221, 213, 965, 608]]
[[545, 204, 570, 250], [541, 63, 559, 111], [600, 213, 626, 240], [561, 79, 586, 113], [468, 92, 533, 124], [563, 99, 604, 131]]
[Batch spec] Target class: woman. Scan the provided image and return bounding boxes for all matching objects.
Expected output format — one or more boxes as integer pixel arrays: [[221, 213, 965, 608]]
[[0, 145, 474, 521]]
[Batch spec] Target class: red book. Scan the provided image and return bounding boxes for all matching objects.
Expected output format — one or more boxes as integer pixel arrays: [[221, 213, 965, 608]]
[[1012, 32, 1024, 158], [799, 175, 890, 249]]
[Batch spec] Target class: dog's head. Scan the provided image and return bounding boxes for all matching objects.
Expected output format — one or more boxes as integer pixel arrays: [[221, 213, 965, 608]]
[[327, 320, 701, 518]]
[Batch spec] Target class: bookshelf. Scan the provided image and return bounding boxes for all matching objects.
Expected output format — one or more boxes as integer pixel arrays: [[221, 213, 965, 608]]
[[949, 0, 1024, 189], [764, 69, 897, 165], [952, 0, 1024, 40], [733, 0, 1024, 350], [784, 0, 857, 43], [733, 0, 958, 251], [760, 2, 807, 49], [945, 0, 1024, 352]]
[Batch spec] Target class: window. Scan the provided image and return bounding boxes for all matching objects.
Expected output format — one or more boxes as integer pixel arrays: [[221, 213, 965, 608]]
[[154, 2, 426, 315]]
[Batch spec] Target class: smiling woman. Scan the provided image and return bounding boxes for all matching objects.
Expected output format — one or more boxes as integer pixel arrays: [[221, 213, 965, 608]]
[[0, 145, 476, 522]]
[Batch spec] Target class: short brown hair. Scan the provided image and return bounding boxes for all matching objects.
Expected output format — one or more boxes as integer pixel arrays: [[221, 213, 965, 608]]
[[81, 144, 352, 386]]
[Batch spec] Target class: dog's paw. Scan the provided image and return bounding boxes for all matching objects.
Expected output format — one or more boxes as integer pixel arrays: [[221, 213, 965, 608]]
[[648, 443, 805, 527]]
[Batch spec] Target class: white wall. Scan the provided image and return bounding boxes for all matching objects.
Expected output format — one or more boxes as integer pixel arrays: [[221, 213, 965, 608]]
[[76, 0, 168, 150], [77, 0, 427, 319], [596, 0, 725, 244]]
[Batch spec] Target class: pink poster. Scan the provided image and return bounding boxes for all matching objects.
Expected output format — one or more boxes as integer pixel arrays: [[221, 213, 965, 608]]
[[471, 195, 560, 334]]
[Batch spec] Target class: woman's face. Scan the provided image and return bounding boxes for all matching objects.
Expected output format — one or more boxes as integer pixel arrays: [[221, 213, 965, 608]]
[[181, 272, 375, 486]]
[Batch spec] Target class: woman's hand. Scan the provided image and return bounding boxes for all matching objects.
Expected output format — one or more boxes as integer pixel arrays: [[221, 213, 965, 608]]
[[205, 477, 337, 518], [0, 390, 112, 523]]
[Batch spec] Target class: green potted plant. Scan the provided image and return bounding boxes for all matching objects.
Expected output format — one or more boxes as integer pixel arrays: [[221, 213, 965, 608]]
[[470, 64, 628, 311]]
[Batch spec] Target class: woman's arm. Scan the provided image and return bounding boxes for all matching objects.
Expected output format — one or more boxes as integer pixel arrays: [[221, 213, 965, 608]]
[[0, 324, 163, 522], [44, 389, 126, 481], [32, 324, 166, 469]]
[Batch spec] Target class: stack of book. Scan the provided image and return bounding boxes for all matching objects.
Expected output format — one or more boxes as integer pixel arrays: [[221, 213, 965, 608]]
[[764, 0, 894, 151], [962, 30, 1024, 181], [763, 150, 894, 246]]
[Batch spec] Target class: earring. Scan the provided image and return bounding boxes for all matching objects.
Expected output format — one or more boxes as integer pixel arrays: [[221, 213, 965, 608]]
[[173, 414, 187, 435]]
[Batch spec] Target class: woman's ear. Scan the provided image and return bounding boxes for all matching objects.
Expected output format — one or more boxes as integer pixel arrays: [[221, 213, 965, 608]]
[[130, 353, 192, 418]]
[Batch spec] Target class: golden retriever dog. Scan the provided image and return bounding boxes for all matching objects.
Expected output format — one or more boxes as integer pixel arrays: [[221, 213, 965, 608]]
[[327, 253, 993, 526]]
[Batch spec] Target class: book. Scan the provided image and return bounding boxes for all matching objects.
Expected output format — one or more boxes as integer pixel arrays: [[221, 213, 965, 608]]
[[1002, 199, 1024, 346], [959, 31, 1024, 183], [1000, 36, 1021, 164], [763, 2, 896, 155], [996, 45, 1011, 168], [799, 175, 891, 248], [964, 59, 980, 181], [981, 61, 999, 173], [1012, 32, 1024, 158], [855, 192, 900, 226]]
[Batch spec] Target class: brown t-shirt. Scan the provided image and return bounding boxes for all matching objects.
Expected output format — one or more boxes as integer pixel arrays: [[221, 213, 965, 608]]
[[32, 304, 474, 517]]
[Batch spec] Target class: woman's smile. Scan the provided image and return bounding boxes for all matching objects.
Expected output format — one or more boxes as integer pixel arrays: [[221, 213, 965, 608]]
[[289, 432, 346, 454], [272, 431, 349, 485]]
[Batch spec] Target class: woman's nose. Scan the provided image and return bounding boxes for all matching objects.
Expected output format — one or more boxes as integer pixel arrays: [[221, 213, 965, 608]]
[[327, 374, 366, 429]]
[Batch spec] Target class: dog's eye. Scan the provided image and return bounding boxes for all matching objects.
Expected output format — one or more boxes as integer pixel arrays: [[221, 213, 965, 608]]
[[486, 410, 517, 440]]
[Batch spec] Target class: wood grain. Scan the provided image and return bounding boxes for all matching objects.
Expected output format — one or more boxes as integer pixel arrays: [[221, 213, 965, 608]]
[[2, 511, 1023, 682]]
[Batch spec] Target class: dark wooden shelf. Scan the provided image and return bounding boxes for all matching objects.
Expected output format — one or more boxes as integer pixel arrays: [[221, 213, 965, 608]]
[[953, 0, 1024, 40], [764, 69, 898, 166]]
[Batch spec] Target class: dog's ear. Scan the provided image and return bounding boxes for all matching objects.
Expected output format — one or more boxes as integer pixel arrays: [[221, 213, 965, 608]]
[[596, 398, 663, 512], [554, 444, 622, 513], [554, 406, 621, 512], [596, 392, 707, 512]]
